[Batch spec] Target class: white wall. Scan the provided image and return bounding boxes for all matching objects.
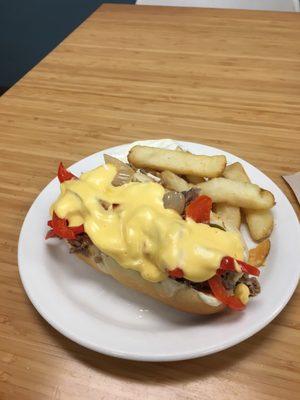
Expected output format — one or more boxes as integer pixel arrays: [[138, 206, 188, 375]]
[[137, 0, 299, 12]]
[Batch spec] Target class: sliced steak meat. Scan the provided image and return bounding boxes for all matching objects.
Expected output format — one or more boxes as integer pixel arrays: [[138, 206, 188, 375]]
[[175, 267, 237, 291], [175, 272, 238, 293], [174, 271, 260, 298], [220, 271, 238, 290], [239, 275, 261, 297], [175, 277, 210, 293], [188, 281, 210, 293], [68, 233, 92, 256], [94, 254, 103, 264], [182, 187, 201, 207]]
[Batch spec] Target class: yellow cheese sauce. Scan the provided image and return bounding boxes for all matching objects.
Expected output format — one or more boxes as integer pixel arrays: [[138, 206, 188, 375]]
[[51, 164, 244, 283]]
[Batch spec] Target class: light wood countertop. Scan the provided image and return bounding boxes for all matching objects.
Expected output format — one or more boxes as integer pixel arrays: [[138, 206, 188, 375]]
[[0, 4, 299, 399]]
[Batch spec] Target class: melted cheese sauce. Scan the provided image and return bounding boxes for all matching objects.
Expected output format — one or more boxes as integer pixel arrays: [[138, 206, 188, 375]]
[[52, 164, 244, 283]]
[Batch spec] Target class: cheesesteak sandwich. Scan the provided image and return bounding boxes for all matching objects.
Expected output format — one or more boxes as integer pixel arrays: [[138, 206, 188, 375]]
[[46, 146, 272, 314]]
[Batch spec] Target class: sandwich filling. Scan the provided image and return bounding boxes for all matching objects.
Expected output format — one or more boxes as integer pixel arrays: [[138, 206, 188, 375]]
[[51, 163, 244, 283]]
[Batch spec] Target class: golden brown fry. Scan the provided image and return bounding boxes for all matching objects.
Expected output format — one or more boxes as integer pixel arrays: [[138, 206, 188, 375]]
[[185, 174, 205, 184], [213, 203, 241, 229], [223, 163, 274, 240], [197, 178, 275, 209], [245, 209, 274, 241], [223, 162, 250, 183], [161, 171, 191, 192], [248, 239, 271, 267], [128, 146, 226, 178], [216, 162, 245, 229]]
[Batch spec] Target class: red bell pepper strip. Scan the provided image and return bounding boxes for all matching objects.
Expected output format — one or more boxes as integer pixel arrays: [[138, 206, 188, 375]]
[[48, 212, 76, 240], [45, 212, 84, 240], [220, 256, 260, 277], [227, 296, 246, 311], [185, 195, 212, 224], [208, 275, 229, 305], [235, 259, 260, 277], [45, 229, 57, 240], [57, 162, 77, 183], [69, 224, 85, 235], [208, 275, 245, 311], [168, 267, 184, 279]]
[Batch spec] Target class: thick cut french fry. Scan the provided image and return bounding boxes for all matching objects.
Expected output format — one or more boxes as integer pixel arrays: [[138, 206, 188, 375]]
[[185, 174, 205, 184], [245, 209, 274, 241], [223, 162, 250, 183], [214, 203, 241, 229], [197, 178, 275, 209], [161, 171, 191, 192], [216, 162, 244, 228], [248, 239, 271, 267], [223, 162, 274, 240], [128, 146, 226, 178]]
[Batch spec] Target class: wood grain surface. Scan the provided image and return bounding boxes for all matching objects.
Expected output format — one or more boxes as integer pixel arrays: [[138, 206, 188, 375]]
[[0, 4, 299, 400]]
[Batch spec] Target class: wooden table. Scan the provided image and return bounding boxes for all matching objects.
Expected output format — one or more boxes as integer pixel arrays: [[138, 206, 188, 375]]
[[0, 4, 299, 399]]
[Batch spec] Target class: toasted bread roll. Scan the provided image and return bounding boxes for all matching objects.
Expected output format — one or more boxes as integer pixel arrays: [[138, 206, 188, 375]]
[[76, 249, 225, 315]]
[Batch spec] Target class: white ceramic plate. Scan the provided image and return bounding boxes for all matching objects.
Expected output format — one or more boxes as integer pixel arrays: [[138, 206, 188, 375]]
[[18, 139, 300, 361]]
